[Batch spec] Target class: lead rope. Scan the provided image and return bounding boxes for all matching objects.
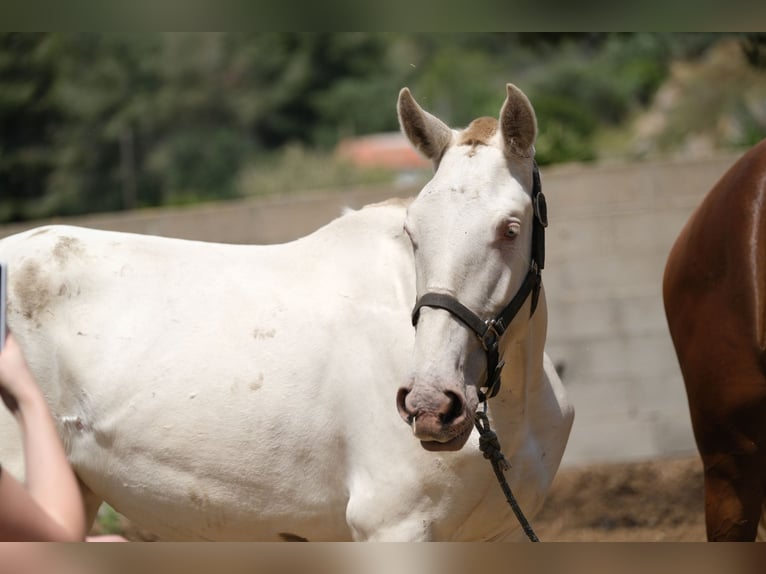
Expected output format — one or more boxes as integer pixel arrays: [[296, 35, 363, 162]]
[[474, 405, 540, 542]]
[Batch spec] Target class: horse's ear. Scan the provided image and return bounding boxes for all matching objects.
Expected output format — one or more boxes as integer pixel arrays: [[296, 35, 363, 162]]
[[398, 87, 453, 163], [499, 83, 537, 158]]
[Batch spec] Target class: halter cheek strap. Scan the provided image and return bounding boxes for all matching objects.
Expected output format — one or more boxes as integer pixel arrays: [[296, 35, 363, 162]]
[[411, 161, 547, 402]]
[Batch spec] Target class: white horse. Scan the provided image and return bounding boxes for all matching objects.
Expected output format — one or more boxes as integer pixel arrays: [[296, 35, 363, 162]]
[[0, 84, 572, 541]]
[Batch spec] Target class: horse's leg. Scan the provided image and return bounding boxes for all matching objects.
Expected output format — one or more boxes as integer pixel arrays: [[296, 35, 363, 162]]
[[345, 485, 435, 541], [349, 520, 434, 542], [701, 451, 764, 541], [671, 301, 766, 541], [696, 359, 766, 540]]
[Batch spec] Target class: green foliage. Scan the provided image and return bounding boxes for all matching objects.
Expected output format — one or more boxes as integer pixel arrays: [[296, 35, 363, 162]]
[[741, 33, 766, 68], [532, 94, 598, 165], [523, 33, 677, 165], [0, 33, 756, 223], [2, 33, 407, 222], [654, 39, 766, 153], [148, 127, 251, 205], [0, 33, 61, 222], [405, 34, 509, 125], [94, 504, 124, 535]]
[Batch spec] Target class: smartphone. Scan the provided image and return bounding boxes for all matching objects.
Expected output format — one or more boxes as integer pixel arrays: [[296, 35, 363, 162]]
[[0, 262, 6, 351]]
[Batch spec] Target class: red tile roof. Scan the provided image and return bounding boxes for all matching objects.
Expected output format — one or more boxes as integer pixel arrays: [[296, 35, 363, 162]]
[[336, 132, 431, 170]]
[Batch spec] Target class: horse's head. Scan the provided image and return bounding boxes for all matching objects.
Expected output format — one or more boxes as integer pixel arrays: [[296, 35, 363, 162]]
[[395, 84, 543, 451]]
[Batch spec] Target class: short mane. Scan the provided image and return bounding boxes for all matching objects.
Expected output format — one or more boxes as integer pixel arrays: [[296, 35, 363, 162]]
[[457, 117, 498, 147], [362, 197, 414, 210]]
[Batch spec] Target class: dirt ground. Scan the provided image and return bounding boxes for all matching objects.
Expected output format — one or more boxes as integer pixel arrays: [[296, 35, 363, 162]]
[[534, 455, 706, 541], [94, 454, 706, 542]]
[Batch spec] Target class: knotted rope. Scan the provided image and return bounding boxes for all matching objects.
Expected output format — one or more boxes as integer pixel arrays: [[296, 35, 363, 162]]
[[474, 410, 540, 542]]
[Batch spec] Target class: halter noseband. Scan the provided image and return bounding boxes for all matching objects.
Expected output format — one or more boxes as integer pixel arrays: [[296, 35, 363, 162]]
[[410, 162, 547, 403]]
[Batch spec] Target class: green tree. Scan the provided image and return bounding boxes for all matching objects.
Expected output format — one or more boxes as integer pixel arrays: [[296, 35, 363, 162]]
[[30, 33, 399, 217], [0, 33, 61, 222], [44, 34, 163, 216], [0, 33, 751, 224]]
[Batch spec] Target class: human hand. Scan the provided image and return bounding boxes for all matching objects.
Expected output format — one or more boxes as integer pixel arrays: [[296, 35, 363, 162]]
[[0, 332, 36, 413]]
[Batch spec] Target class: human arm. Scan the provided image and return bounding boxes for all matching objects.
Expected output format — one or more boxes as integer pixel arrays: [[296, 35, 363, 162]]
[[0, 332, 87, 541]]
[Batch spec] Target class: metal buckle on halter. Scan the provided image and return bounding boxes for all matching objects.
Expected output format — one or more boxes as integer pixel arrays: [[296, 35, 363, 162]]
[[479, 319, 501, 352]]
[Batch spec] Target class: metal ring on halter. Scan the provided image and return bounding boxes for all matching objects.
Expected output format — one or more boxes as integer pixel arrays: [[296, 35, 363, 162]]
[[479, 319, 500, 352]]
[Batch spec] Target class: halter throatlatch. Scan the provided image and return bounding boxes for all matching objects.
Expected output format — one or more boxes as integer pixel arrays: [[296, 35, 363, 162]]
[[411, 161, 547, 402]]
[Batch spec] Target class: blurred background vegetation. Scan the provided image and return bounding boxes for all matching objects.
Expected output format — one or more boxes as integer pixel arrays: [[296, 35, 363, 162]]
[[1, 32, 765, 224]]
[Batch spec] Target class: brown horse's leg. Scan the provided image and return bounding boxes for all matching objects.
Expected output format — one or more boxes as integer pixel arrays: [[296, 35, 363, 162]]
[[675, 317, 766, 541], [701, 452, 764, 541]]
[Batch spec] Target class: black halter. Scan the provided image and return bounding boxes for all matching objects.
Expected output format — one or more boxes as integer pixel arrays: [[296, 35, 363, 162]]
[[410, 162, 547, 403]]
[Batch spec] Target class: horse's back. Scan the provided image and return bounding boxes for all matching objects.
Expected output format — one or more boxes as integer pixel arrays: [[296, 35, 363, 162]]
[[1, 203, 413, 352]]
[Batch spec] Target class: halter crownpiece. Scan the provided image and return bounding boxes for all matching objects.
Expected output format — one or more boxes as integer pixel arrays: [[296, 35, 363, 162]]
[[411, 161, 547, 402]]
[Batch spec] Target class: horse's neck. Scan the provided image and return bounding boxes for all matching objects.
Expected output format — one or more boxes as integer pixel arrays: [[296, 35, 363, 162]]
[[489, 289, 548, 439]]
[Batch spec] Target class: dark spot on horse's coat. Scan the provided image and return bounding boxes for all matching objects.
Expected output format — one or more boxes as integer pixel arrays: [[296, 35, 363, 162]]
[[253, 328, 276, 340], [29, 228, 50, 238], [13, 261, 52, 321], [53, 236, 85, 265], [278, 532, 308, 542], [62, 417, 86, 432], [250, 374, 264, 391], [92, 425, 115, 448]]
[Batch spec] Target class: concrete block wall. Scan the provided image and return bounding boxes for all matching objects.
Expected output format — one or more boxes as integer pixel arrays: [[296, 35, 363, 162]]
[[540, 154, 741, 465], [0, 184, 405, 245], [0, 152, 745, 466]]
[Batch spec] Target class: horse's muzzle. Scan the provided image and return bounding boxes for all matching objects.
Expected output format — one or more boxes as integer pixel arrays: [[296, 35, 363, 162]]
[[396, 386, 473, 450]]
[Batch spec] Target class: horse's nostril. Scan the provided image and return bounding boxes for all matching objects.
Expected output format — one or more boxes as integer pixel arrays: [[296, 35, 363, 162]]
[[396, 387, 414, 423], [440, 391, 465, 426]]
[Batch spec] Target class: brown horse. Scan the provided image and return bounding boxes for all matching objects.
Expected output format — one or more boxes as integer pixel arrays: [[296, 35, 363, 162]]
[[663, 138, 766, 541]]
